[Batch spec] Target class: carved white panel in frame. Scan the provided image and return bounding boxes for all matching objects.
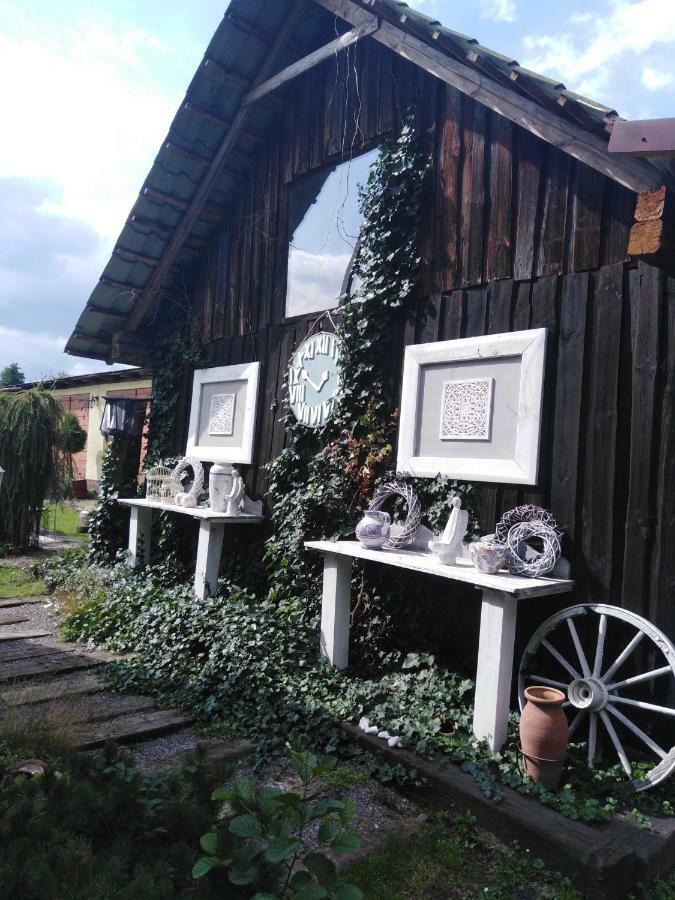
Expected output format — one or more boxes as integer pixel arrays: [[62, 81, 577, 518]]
[[186, 362, 261, 465], [396, 329, 547, 485]]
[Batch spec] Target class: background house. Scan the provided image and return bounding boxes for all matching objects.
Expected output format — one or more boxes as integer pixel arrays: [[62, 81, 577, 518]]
[[64, 0, 674, 638], [1, 369, 152, 494]]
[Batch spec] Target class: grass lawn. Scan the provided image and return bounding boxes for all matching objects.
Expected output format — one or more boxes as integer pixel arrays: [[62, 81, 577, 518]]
[[348, 810, 581, 900], [0, 565, 45, 599], [42, 503, 88, 541]]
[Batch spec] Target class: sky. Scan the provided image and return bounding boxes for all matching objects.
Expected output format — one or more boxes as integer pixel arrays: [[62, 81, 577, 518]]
[[0, 0, 673, 380]]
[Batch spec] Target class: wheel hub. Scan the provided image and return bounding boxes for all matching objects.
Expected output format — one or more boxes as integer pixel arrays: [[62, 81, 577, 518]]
[[568, 677, 608, 711]]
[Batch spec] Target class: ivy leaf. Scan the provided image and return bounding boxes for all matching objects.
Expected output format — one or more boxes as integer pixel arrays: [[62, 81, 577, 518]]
[[229, 814, 263, 838]]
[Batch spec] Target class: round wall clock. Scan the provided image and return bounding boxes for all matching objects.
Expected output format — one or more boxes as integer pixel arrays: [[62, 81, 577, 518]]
[[288, 332, 342, 428]]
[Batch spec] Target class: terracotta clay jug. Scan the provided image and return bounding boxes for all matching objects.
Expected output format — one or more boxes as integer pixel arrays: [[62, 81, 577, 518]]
[[519, 686, 568, 790]]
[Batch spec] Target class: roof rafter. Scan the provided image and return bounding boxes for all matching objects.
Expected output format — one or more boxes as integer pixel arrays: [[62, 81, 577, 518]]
[[242, 18, 379, 107]]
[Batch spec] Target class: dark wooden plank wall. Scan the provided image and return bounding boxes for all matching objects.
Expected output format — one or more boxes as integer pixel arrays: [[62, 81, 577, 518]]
[[177, 38, 674, 635]]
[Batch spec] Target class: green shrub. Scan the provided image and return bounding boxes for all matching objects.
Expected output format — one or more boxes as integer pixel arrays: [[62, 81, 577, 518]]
[[194, 750, 362, 898], [0, 387, 62, 548], [0, 743, 231, 899]]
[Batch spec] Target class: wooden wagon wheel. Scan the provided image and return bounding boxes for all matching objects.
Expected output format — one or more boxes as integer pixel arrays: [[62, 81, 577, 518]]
[[518, 604, 675, 791]]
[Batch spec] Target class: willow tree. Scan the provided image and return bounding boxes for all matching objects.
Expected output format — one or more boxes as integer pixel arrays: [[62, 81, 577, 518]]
[[0, 387, 62, 548]]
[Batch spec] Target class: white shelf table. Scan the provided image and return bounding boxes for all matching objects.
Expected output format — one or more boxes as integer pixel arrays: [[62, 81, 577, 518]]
[[305, 540, 574, 752], [119, 498, 262, 600]]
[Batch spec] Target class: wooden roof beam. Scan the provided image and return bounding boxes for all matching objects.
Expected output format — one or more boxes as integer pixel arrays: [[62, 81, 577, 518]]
[[243, 18, 379, 107], [126, 0, 310, 331], [314, 0, 666, 193], [200, 60, 285, 111]]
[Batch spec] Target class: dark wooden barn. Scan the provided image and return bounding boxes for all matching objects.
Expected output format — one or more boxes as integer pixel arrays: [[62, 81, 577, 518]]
[[66, 0, 675, 637]]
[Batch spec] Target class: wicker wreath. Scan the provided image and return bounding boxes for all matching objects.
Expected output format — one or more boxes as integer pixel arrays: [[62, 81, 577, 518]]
[[505, 520, 561, 577], [495, 504, 562, 544], [170, 457, 205, 507], [369, 481, 421, 550]]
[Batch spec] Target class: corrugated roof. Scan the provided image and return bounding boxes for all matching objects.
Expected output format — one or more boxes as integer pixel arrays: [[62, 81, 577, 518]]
[[65, 0, 669, 363]]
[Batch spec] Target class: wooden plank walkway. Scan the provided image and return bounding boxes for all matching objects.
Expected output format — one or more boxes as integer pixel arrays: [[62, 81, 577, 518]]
[[0, 602, 198, 752]]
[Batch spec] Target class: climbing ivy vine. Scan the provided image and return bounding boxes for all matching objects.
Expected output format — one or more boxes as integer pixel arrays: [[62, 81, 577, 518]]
[[266, 117, 479, 656]]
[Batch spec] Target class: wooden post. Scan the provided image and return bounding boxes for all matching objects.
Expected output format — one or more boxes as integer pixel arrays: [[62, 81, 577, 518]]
[[128, 506, 152, 568], [194, 520, 225, 600], [473, 589, 518, 752], [319, 552, 352, 668]]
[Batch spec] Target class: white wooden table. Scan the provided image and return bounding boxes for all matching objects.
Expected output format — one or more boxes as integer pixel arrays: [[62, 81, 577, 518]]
[[305, 540, 574, 752], [119, 499, 262, 600]]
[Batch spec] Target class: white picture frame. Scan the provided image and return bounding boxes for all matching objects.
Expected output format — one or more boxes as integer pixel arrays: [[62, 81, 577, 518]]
[[396, 329, 547, 485], [186, 362, 261, 465]]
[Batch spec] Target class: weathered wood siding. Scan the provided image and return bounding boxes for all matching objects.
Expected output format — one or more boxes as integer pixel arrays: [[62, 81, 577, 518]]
[[176, 38, 673, 635]]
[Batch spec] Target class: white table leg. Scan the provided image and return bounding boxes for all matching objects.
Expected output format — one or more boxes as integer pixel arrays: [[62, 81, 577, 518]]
[[319, 552, 352, 668], [128, 506, 152, 569], [194, 520, 225, 600], [473, 588, 518, 752]]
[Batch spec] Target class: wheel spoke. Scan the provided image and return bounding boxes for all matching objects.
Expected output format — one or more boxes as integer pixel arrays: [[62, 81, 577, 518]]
[[600, 710, 632, 776], [541, 638, 581, 680], [602, 630, 644, 683], [606, 665, 672, 692], [607, 705, 667, 759], [567, 618, 592, 678], [593, 613, 608, 678], [568, 709, 586, 739], [526, 674, 569, 691], [588, 713, 597, 768], [610, 695, 675, 718]]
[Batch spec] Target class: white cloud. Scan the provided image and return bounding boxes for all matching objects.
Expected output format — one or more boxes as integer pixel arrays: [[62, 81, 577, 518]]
[[286, 250, 351, 318], [67, 360, 131, 377], [480, 0, 517, 23], [641, 66, 674, 90], [0, 326, 69, 380], [0, 325, 127, 382], [523, 0, 675, 103], [0, 15, 176, 244]]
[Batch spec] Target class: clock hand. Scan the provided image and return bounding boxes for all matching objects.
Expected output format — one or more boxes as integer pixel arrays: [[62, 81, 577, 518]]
[[301, 370, 330, 393]]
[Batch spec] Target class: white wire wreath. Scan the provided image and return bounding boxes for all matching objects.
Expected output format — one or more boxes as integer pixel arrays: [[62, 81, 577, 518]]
[[506, 520, 561, 577], [369, 481, 421, 550], [495, 504, 562, 544]]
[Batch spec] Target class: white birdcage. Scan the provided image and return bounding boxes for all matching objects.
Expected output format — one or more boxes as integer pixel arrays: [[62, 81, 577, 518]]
[[145, 466, 173, 501]]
